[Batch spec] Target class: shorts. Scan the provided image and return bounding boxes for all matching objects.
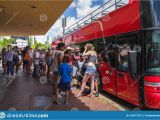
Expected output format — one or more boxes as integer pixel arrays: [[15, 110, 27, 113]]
[[85, 66, 97, 74], [24, 60, 31, 65], [72, 66, 78, 77], [53, 71, 61, 84], [23, 60, 27, 65], [92, 75, 97, 82], [58, 82, 71, 92], [77, 74, 83, 83]]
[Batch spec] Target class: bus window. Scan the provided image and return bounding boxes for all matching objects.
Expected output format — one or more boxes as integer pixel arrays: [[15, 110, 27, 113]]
[[96, 39, 108, 62], [146, 30, 160, 73], [117, 35, 138, 71], [117, 44, 130, 71], [107, 43, 117, 68], [141, 0, 160, 28]]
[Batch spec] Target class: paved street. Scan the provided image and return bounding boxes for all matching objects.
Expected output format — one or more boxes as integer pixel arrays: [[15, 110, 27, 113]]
[[0, 66, 131, 111]]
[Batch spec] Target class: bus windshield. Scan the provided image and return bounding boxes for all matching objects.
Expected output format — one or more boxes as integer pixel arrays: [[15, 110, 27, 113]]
[[146, 30, 160, 73], [153, 0, 160, 25], [141, 0, 160, 28]]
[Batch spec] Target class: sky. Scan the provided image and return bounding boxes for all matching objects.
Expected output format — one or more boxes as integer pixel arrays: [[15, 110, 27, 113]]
[[35, 0, 129, 43]]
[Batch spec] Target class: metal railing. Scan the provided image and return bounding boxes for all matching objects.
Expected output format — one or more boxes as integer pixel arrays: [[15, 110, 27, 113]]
[[53, 0, 128, 41]]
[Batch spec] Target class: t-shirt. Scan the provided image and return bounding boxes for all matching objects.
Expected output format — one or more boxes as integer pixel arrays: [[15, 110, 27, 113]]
[[39, 53, 46, 64], [33, 51, 40, 65], [46, 52, 52, 65], [72, 53, 81, 67], [59, 63, 72, 83], [68, 55, 73, 66], [5, 51, 14, 62], [78, 61, 84, 70]]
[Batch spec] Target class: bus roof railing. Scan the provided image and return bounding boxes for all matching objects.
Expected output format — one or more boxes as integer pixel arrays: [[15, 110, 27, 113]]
[[53, 0, 128, 41]]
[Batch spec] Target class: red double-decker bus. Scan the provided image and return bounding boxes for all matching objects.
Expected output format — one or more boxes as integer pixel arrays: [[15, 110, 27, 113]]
[[52, 0, 160, 109]]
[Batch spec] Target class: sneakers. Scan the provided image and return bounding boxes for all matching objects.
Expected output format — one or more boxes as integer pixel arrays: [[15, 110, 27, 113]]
[[64, 101, 69, 106], [87, 94, 94, 97], [6, 75, 10, 79], [76, 93, 82, 97], [95, 92, 99, 97], [53, 100, 59, 105], [10, 75, 15, 79]]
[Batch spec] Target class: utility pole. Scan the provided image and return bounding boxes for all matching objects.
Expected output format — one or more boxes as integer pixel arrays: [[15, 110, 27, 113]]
[[115, 0, 117, 10], [33, 36, 35, 45], [62, 17, 67, 43], [47, 36, 49, 49]]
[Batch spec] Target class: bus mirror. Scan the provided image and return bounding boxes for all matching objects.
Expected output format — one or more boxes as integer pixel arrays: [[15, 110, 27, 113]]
[[128, 51, 138, 79]]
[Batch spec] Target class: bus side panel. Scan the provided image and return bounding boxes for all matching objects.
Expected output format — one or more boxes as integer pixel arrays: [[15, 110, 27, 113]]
[[144, 91, 160, 109], [144, 76, 160, 109], [117, 72, 139, 106], [98, 62, 116, 95], [101, 0, 141, 37], [64, 0, 141, 45]]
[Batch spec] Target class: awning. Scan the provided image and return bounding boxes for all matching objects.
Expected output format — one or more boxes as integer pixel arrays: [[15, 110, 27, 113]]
[[0, 0, 72, 36]]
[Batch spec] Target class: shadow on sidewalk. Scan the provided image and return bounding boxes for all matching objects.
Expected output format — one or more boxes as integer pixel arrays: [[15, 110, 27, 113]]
[[43, 92, 90, 111], [0, 70, 90, 110]]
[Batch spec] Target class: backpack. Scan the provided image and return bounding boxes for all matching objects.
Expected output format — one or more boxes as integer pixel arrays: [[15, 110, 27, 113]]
[[24, 52, 31, 61], [80, 64, 87, 76]]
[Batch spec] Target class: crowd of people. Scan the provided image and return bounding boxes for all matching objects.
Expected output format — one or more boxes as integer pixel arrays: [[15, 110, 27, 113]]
[[1, 43, 99, 105], [1, 45, 20, 79]]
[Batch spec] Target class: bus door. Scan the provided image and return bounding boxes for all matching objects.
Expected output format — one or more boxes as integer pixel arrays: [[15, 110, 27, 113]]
[[116, 34, 140, 106], [98, 38, 117, 95]]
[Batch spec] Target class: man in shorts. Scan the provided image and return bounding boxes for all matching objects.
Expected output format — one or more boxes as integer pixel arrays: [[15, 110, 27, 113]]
[[52, 43, 65, 103]]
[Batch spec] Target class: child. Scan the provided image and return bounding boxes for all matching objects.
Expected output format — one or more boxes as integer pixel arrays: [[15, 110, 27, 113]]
[[55, 56, 72, 105], [77, 55, 85, 89]]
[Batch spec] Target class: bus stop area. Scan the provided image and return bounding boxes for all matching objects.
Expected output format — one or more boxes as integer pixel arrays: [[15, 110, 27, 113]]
[[0, 65, 130, 111], [0, 0, 134, 111], [1, 0, 160, 111]]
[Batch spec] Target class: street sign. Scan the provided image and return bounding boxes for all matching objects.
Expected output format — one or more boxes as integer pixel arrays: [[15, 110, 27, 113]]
[[62, 17, 67, 28]]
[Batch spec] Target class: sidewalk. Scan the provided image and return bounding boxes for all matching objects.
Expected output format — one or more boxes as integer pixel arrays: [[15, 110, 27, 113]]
[[0, 67, 126, 111], [0, 64, 8, 101]]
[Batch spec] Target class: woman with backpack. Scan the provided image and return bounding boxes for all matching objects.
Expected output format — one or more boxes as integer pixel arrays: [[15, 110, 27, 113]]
[[23, 47, 32, 74]]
